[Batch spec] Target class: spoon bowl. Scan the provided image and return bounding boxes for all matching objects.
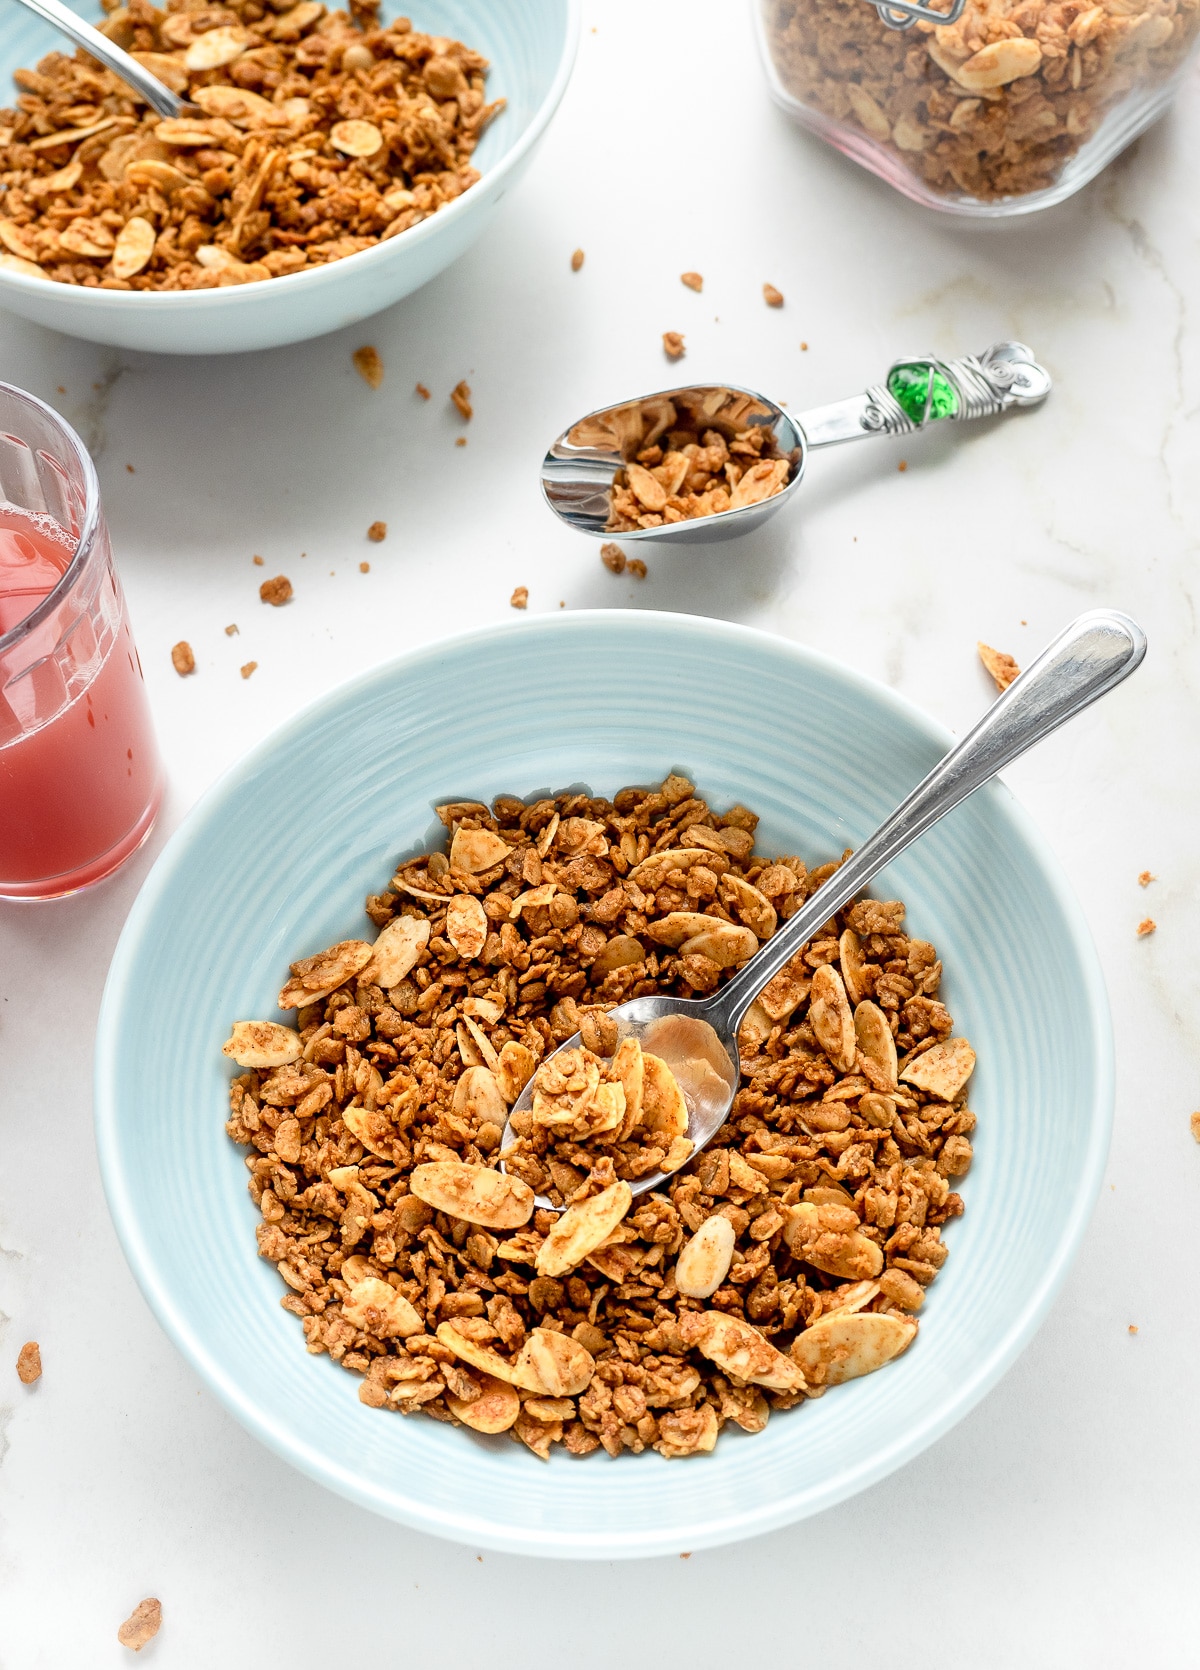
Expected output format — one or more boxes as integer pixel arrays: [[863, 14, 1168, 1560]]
[[502, 608, 1145, 1207]]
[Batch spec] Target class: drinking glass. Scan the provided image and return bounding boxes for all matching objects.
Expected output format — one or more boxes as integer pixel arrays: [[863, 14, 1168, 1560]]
[[0, 382, 162, 900]]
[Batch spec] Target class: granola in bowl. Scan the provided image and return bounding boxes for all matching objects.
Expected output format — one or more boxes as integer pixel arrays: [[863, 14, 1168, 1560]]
[[0, 0, 502, 289], [222, 775, 976, 1461]]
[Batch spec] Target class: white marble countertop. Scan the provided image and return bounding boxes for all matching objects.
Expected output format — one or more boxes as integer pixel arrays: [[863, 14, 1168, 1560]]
[[3, 2, 1200, 1663]]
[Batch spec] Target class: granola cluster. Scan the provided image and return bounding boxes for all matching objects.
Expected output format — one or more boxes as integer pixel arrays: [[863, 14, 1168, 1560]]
[[763, 0, 1200, 202], [223, 776, 976, 1460], [0, 0, 501, 289], [569, 390, 795, 534]]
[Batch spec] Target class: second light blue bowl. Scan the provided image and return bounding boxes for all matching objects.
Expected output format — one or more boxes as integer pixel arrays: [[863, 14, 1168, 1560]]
[[95, 612, 1113, 1557]]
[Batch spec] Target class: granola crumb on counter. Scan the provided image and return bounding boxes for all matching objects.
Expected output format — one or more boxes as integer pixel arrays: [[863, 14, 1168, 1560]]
[[253, 554, 264, 566], [455, 436, 467, 447], [117, 1598, 162, 1654], [359, 561, 370, 573], [451, 380, 473, 421], [800, 341, 808, 351], [571, 248, 585, 271], [510, 586, 528, 609], [663, 331, 686, 360], [353, 348, 383, 390], [601, 542, 626, 575], [898, 460, 907, 472], [125, 462, 135, 473], [259, 574, 293, 606], [596, 389, 795, 533], [1190, 1111, 1200, 1142], [416, 383, 431, 401], [170, 641, 195, 676], [0, 8, 502, 292], [681, 271, 703, 292], [978, 642, 1020, 692], [1137, 870, 1154, 887], [224, 623, 238, 636], [240, 660, 257, 679], [763, 283, 784, 307], [221, 774, 973, 1460], [628, 557, 647, 579], [367, 521, 387, 543], [17, 1341, 42, 1383], [1128, 1324, 1138, 1334], [1137, 918, 1156, 937]]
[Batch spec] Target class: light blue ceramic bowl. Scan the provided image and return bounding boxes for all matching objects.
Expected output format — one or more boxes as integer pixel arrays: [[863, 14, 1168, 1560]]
[[0, 0, 577, 353], [95, 613, 1113, 1558]]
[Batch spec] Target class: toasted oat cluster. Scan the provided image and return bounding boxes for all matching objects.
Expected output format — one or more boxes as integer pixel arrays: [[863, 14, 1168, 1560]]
[[222, 776, 976, 1460], [764, 0, 1200, 202], [0, 0, 501, 289]]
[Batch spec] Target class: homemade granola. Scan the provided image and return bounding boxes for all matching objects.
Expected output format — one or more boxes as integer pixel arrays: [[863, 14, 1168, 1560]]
[[762, 0, 1200, 202], [222, 776, 975, 1460], [574, 391, 796, 533], [0, 0, 502, 289]]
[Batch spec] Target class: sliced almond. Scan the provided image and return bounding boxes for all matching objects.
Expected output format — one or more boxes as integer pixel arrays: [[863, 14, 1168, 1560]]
[[495, 1041, 537, 1104], [110, 215, 156, 280], [737, 999, 774, 1054], [508, 881, 558, 919], [626, 462, 668, 512], [362, 915, 428, 987], [512, 1327, 596, 1396], [680, 921, 757, 969], [154, 117, 231, 147], [639, 1052, 689, 1137], [0, 252, 43, 278], [536, 1181, 632, 1277], [58, 220, 114, 258], [0, 219, 38, 261], [330, 118, 384, 158], [437, 1321, 522, 1384], [900, 1036, 975, 1101], [451, 1065, 506, 1123], [461, 1014, 499, 1070], [854, 1000, 897, 1088], [279, 939, 373, 1009], [341, 1102, 396, 1159], [678, 1309, 806, 1392], [272, 0, 325, 36], [25, 160, 82, 197], [124, 160, 189, 197], [446, 894, 487, 960], [611, 1035, 644, 1131], [951, 34, 1042, 91], [783, 1202, 884, 1281], [184, 25, 252, 70], [29, 116, 121, 151], [718, 873, 777, 938], [410, 1160, 533, 1229], [674, 1214, 736, 1298], [729, 458, 790, 509], [589, 934, 646, 979], [449, 827, 510, 874], [627, 847, 713, 887], [445, 1371, 519, 1433], [129, 50, 190, 93], [821, 1279, 881, 1318], [222, 1019, 301, 1069], [343, 1277, 423, 1338], [808, 963, 856, 1073], [645, 910, 719, 949], [839, 928, 870, 1004], [191, 84, 274, 123], [555, 816, 609, 857], [790, 1310, 917, 1385]]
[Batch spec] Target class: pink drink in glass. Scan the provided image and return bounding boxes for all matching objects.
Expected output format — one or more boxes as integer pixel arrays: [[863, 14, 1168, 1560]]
[[0, 387, 162, 900]]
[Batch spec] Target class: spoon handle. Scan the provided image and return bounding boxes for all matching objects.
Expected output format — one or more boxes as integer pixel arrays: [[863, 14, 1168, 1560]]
[[796, 340, 1051, 449], [10, 0, 187, 117], [713, 609, 1146, 1031]]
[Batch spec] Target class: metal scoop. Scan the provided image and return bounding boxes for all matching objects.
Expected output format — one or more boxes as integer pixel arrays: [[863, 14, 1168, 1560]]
[[501, 609, 1145, 1209], [541, 340, 1051, 547]]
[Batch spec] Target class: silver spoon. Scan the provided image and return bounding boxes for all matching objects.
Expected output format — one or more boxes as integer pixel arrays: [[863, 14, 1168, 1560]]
[[501, 609, 1145, 1209], [541, 340, 1051, 546], [11, 0, 198, 117]]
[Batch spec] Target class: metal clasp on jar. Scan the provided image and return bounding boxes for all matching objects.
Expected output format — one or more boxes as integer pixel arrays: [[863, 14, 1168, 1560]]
[[868, 0, 966, 31]]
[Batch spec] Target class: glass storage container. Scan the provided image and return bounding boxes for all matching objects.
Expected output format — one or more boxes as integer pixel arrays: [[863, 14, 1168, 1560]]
[[755, 0, 1200, 216]]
